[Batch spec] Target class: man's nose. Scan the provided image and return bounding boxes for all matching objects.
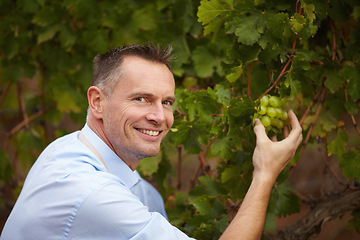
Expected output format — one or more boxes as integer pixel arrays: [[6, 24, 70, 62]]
[[146, 102, 166, 125]]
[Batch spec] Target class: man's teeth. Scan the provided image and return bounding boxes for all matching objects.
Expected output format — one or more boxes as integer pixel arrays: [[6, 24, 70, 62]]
[[139, 129, 160, 136]]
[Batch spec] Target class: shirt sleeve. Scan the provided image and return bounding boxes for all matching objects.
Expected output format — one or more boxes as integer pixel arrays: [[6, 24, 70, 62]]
[[65, 180, 194, 240], [130, 171, 168, 219]]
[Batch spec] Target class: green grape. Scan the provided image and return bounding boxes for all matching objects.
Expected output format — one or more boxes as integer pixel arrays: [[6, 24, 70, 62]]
[[260, 95, 269, 106], [254, 94, 291, 133], [260, 116, 271, 127], [258, 105, 267, 115], [269, 96, 280, 107], [280, 111, 288, 121], [277, 119, 284, 129], [267, 107, 276, 118], [271, 117, 279, 127], [275, 108, 283, 118], [281, 98, 289, 109]]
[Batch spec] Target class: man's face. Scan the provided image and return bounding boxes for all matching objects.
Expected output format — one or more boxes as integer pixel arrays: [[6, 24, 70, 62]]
[[101, 55, 175, 168]]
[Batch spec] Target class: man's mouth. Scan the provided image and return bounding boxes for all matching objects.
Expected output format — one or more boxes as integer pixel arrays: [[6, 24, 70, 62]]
[[137, 129, 161, 136]]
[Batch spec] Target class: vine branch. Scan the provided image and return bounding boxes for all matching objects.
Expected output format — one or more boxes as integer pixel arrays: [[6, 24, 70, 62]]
[[265, 189, 360, 240], [0, 82, 12, 109], [176, 146, 182, 190], [343, 83, 360, 136], [299, 87, 327, 156]]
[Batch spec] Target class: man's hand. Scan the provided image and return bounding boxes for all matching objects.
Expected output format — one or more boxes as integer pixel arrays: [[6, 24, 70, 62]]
[[252, 110, 303, 182]]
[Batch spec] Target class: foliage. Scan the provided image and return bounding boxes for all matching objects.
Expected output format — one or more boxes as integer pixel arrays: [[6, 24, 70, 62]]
[[1, 0, 360, 239]]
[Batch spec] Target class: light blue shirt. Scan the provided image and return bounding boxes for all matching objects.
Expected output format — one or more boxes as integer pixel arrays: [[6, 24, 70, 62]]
[[1, 124, 193, 240]]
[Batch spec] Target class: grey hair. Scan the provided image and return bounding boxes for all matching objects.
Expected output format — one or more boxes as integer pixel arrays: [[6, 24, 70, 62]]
[[91, 43, 173, 97]]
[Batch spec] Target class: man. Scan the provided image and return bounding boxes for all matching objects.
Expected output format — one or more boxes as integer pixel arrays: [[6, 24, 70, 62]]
[[1, 43, 303, 239]]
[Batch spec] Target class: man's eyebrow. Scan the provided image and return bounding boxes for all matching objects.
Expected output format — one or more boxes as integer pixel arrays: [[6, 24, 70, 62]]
[[129, 92, 175, 101]]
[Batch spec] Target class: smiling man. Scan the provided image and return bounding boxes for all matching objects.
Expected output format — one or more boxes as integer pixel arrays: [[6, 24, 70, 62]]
[[1, 43, 302, 240]]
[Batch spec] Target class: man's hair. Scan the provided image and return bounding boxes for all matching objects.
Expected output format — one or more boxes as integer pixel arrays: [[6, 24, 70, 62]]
[[91, 43, 173, 96]]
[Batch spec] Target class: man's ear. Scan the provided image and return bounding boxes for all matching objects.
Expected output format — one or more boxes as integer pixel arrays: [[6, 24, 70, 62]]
[[87, 86, 105, 119]]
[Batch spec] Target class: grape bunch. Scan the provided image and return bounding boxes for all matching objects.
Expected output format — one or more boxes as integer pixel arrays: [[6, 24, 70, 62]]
[[254, 95, 289, 132]]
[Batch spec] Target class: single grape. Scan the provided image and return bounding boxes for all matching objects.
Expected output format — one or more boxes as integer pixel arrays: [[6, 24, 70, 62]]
[[275, 108, 283, 118], [260, 116, 271, 127], [260, 95, 269, 106], [280, 111, 288, 121], [277, 119, 284, 129], [281, 98, 289, 109], [271, 117, 279, 127], [269, 96, 280, 107], [258, 105, 267, 115], [267, 107, 276, 118]]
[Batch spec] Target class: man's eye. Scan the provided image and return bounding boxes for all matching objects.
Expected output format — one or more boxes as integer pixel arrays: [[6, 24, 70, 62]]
[[163, 100, 173, 106], [135, 97, 146, 102]]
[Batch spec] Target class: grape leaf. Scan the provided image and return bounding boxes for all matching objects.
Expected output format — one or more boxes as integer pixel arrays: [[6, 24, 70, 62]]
[[225, 12, 265, 45], [340, 150, 360, 179], [270, 182, 300, 218], [197, 0, 232, 35], [192, 45, 222, 78]]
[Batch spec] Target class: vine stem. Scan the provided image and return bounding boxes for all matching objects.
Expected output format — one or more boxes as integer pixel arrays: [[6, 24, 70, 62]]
[[0, 82, 12, 109], [176, 146, 182, 190], [16, 82, 29, 130], [299, 79, 326, 126], [321, 138, 349, 189], [299, 88, 327, 156], [247, 62, 253, 98], [343, 83, 360, 136], [199, 151, 212, 176], [190, 162, 201, 189], [2, 107, 48, 150], [190, 152, 212, 188]]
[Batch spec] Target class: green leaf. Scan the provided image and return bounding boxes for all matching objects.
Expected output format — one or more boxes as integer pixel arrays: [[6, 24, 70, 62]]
[[32, 6, 59, 26], [345, 101, 358, 115], [53, 88, 81, 114], [37, 24, 62, 44], [341, 64, 360, 100], [228, 97, 257, 126], [226, 65, 243, 83], [0, 150, 12, 182], [340, 150, 360, 179], [284, 73, 301, 99], [290, 14, 306, 33], [213, 84, 231, 105], [131, 4, 157, 31], [324, 71, 343, 93], [193, 197, 213, 217], [198, 175, 227, 196], [192, 45, 221, 78], [264, 212, 277, 232], [197, 0, 232, 35], [302, 3, 316, 23], [225, 12, 265, 45], [17, 0, 40, 13], [59, 25, 76, 50], [265, 12, 291, 40], [138, 155, 161, 177], [173, 122, 208, 154], [304, 110, 338, 137], [210, 136, 233, 159], [271, 182, 300, 218], [82, 30, 109, 53]]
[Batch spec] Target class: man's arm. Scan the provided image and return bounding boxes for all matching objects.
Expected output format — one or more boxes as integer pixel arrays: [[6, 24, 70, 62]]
[[220, 110, 303, 240]]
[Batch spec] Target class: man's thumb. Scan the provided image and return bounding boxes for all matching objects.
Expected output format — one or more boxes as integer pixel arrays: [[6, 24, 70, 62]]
[[253, 118, 268, 140]]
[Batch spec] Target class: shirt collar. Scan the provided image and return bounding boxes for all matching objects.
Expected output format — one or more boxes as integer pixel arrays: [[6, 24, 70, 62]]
[[81, 124, 141, 189]]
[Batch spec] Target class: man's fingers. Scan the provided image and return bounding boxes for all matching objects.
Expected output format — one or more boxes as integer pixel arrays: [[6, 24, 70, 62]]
[[286, 110, 303, 145], [253, 118, 269, 142], [282, 125, 289, 139]]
